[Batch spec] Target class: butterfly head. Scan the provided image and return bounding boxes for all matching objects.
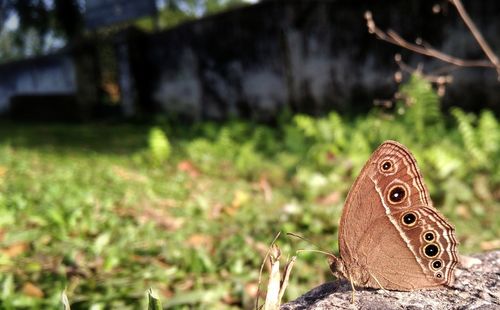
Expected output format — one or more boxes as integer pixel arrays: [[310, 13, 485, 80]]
[[328, 255, 348, 280]]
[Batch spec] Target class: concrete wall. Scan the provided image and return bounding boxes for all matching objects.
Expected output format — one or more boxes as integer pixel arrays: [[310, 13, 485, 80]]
[[1, 0, 498, 121], [130, 0, 500, 120], [0, 54, 77, 113]]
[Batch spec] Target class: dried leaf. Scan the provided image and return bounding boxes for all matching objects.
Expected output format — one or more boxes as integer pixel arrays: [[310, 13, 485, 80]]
[[0, 165, 7, 178], [112, 166, 147, 183], [187, 234, 213, 250], [473, 175, 492, 201], [316, 191, 341, 205], [22, 282, 44, 298], [227, 190, 250, 215], [244, 282, 259, 299], [136, 207, 184, 231], [103, 82, 120, 103], [209, 202, 224, 219], [158, 287, 174, 299], [177, 160, 200, 178], [155, 198, 178, 208], [245, 236, 270, 259], [480, 239, 500, 251], [117, 206, 184, 231], [1, 242, 28, 258], [233, 190, 250, 208], [455, 204, 471, 219], [259, 176, 273, 202], [177, 278, 195, 291]]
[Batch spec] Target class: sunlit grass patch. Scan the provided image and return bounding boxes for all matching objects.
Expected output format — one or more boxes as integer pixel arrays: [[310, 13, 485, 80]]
[[0, 75, 498, 308]]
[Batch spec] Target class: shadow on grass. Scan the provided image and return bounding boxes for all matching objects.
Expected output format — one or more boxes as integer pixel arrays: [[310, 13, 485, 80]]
[[0, 121, 152, 154]]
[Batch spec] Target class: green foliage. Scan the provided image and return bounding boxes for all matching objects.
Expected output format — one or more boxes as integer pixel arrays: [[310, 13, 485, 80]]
[[137, 0, 250, 31], [398, 74, 442, 143], [0, 74, 498, 308], [148, 126, 171, 165], [451, 108, 500, 169], [0, 0, 83, 62], [147, 288, 162, 310]]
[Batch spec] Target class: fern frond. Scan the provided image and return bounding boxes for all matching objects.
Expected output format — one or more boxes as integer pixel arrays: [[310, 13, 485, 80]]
[[398, 74, 442, 143], [293, 115, 317, 138], [451, 108, 487, 167], [477, 110, 500, 155]]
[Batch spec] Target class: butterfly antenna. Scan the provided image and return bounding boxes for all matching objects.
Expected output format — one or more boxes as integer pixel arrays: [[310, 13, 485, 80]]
[[295, 249, 336, 259], [286, 232, 335, 258]]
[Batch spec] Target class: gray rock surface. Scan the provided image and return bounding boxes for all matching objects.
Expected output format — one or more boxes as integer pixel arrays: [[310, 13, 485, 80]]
[[281, 251, 500, 309]]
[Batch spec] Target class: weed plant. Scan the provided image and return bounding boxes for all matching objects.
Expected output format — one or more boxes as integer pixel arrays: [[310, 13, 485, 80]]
[[0, 75, 498, 308]]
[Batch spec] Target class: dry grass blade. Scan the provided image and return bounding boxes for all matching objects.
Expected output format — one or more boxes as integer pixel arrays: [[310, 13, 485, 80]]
[[61, 289, 71, 310], [255, 232, 281, 310], [278, 256, 297, 304], [264, 245, 281, 310]]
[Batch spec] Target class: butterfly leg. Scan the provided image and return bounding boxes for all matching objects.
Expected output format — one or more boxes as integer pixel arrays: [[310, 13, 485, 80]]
[[369, 272, 388, 293], [348, 273, 357, 304]]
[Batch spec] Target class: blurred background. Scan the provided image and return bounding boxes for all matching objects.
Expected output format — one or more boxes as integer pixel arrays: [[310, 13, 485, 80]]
[[0, 0, 498, 308]]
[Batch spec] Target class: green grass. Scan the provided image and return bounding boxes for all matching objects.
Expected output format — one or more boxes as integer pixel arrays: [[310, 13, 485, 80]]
[[0, 75, 498, 308]]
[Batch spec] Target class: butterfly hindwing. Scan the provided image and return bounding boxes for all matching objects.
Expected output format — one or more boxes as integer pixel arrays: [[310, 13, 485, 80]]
[[335, 141, 458, 290]]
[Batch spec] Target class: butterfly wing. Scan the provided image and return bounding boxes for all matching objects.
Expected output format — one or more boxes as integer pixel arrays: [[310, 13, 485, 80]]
[[337, 140, 458, 290]]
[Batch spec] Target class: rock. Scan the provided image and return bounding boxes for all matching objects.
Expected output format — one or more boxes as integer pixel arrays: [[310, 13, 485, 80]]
[[281, 251, 500, 309]]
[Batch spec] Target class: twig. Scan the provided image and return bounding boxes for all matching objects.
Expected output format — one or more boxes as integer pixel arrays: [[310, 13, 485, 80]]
[[394, 54, 453, 86], [366, 0, 500, 106], [364, 11, 494, 69], [449, 0, 500, 78]]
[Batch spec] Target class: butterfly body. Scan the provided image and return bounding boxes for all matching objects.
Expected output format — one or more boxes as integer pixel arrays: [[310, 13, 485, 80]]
[[329, 140, 458, 291]]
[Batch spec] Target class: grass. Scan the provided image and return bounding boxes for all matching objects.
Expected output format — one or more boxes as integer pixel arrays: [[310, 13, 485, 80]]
[[0, 75, 498, 308]]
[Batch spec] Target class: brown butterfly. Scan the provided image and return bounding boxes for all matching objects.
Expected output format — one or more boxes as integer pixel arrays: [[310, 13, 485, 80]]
[[329, 140, 459, 291]]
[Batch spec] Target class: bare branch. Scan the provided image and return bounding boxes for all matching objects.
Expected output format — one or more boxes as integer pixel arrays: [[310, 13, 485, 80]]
[[449, 0, 500, 78], [394, 54, 453, 84], [364, 11, 494, 69], [366, 0, 500, 107]]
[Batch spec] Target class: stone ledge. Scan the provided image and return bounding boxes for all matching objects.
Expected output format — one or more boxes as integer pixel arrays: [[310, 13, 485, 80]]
[[281, 251, 499, 310]]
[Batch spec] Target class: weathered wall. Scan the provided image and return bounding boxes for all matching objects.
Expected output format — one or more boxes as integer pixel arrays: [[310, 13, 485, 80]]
[[0, 54, 77, 113], [131, 0, 500, 120], [0, 40, 104, 121], [1, 0, 498, 121]]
